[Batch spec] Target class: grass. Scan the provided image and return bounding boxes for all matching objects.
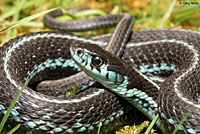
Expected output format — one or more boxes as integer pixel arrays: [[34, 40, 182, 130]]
[[0, 81, 29, 134], [0, 0, 199, 133], [158, 0, 177, 28], [172, 105, 194, 134], [0, 8, 58, 32], [0, 0, 199, 43], [6, 124, 21, 134], [144, 114, 159, 134]]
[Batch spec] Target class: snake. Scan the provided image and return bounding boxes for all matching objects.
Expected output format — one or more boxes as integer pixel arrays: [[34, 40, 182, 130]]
[[0, 9, 138, 134], [36, 8, 134, 96], [0, 8, 200, 134], [70, 28, 200, 134]]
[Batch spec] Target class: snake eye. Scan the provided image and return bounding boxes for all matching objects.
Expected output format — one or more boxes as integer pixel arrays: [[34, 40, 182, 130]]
[[92, 56, 104, 66], [77, 50, 82, 55]]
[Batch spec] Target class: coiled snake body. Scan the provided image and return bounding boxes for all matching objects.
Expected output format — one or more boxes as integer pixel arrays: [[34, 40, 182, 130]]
[[0, 9, 200, 134]]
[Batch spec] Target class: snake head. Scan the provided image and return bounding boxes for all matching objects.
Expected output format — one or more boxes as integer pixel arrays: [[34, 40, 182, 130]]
[[70, 43, 128, 89]]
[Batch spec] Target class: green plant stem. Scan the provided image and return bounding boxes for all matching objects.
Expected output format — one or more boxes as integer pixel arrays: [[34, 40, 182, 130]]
[[144, 114, 159, 134], [7, 124, 21, 134], [0, 1, 36, 21], [6, 0, 26, 41], [117, 0, 122, 13], [0, 7, 58, 32], [0, 81, 29, 133], [172, 105, 194, 134], [158, 0, 176, 28], [150, 0, 156, 27], [97, 122, 102, 134]]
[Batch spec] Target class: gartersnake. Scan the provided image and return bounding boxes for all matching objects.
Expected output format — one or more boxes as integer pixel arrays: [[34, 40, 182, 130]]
[[71, 29, 200, 134], [0, 8, 200, 134], [1, 9, 137, 134], [37, 8, 134, 96]]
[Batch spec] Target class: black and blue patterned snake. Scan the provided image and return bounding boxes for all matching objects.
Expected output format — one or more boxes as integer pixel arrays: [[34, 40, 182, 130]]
[[0, 8, 200, 134]]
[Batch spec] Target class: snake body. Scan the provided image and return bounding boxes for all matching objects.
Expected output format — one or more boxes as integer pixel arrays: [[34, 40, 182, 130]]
[[0, 8, 200, 134], [71, 29, 200, 134]]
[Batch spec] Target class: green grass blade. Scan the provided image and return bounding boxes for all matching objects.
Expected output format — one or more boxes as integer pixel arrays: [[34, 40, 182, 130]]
[[20, 22, 43, 28], [97, 122, 102, 134], [172, 105, 194, 134], [0, 7, 58, 32], [173, 6, 200, 24], [0, 11, 15, 21], [73, 9, 106, 17], [0, 1, 39, 20], [150, 0, 156, 27], [13, 0, 26, 22], [56, 9, 106, 21], [158, 0, 176, 28], [6, 30, 12, 42], [0, 81, 29, 133], [6, 0, 26, 41], [58, 0, 77, 7], [144, 114, 159, 134], [117, 0, 122, 13], [7, 124, 21, 134]]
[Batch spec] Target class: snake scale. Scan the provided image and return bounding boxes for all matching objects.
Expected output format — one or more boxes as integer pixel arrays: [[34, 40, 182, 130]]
[[0, 9, 200, 134]]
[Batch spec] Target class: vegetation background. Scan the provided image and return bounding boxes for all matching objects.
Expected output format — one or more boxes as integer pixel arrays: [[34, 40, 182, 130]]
[[0, 0, 199, 45], [0, 0, 199, 133]]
